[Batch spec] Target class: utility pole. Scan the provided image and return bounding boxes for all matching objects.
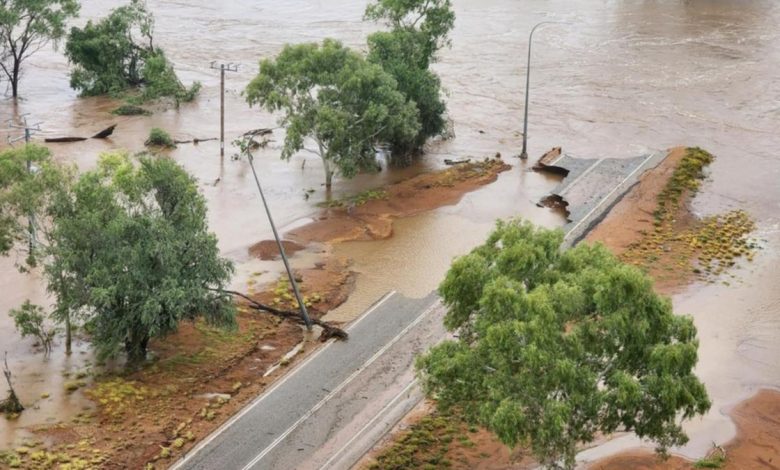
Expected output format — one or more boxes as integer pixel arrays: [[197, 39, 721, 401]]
[[241, 145, 313, 331], [7, 115, 42, 258], [210, 61, 239, 158], [520, 21, 568, 160]]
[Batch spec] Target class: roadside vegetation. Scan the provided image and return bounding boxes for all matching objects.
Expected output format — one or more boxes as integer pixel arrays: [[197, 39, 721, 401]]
[[369, 220, 711, 470], [1, 145, 234, 366]]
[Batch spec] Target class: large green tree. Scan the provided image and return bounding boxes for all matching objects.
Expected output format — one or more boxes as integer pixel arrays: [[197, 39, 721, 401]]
[[44, 152, 234, 365], [245, 39, 420, 189], [0, 0, 80, 97], [417, 220, 711, 469], [365, 0, 454, 157], [65, 1, 199, 103], [2, 147, 234, 365]]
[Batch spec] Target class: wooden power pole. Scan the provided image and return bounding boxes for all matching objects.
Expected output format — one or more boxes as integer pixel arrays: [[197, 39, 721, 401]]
[[210, 62, 239, 157]]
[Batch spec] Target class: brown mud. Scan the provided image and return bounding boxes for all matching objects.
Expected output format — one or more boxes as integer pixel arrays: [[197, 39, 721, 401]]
[[591, 389, 780, 470], [248, 239, 305, 261], [288, 158, 510, 245]]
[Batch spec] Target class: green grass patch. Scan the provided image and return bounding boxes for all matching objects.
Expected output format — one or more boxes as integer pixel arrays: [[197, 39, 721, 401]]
[[111, 104, 151, 116], [145, 128, 176, 148]]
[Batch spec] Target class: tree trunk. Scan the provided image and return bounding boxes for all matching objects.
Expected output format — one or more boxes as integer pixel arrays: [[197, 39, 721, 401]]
[[65, 313, 72, 356], [125, 332, 150, 367], [11, 61, 20, 98], [322, 157, 333, 190]]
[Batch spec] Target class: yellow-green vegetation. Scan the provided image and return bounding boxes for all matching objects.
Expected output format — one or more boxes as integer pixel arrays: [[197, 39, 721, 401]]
[[429, 158, 505, 188], [621, 148, 757, 283], [64, 380, 87, 393], [0, 439, 105, 470], [368, 412, 465, 469], [319, 189, 388, 208], [87, 378, 148, 421], [270, 278, 322, 310]]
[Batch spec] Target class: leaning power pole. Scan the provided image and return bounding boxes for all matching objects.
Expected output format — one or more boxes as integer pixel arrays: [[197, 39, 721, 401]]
[[7, 115, 42, 258], [210, 61, 239, 157]]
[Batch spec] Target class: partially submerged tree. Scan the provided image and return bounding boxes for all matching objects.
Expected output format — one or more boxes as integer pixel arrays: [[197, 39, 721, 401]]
[[417, 220, 711, 469], [9, 301, 56, 356], [65, 1, 199, 104], [0, 0, 80, 97], [0, 353, 23, 414], [245, 39, 420, 189], [365, 0, 454, 157], [46, 152, 234, 366]]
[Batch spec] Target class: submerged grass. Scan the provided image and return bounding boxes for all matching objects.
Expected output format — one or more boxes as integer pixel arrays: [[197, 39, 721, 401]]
[[620, 147, 757, 284]]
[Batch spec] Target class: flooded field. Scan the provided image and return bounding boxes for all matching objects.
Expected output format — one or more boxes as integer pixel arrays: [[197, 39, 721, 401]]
[[1, 0, 779, 461]]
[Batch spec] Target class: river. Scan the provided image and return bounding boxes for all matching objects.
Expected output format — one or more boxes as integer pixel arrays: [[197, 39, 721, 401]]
[[1, 0, 779, 460]]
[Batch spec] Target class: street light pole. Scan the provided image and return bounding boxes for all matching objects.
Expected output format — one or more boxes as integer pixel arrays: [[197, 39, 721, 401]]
[[520, 21, 566, 160]]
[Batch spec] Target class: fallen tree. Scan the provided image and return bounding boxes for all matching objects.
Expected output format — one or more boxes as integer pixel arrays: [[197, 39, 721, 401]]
[[219, 289, 348, 341], [44, 124, 117, 143]]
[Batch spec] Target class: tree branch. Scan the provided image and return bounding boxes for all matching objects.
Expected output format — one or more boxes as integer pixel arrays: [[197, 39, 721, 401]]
[[214, 288, 348, 341]]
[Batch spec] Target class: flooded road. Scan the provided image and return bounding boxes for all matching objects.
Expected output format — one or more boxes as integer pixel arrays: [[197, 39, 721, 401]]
[[2, 0, 779, 459]]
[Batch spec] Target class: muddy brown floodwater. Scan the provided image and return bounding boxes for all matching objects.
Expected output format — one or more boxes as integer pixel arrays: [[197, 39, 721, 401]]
[[1, 0, 779, 463]]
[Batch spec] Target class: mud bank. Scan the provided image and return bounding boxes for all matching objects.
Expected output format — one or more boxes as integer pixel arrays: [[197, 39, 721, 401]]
[[591, 389, 780, 470], [288, 158, 510, 245]]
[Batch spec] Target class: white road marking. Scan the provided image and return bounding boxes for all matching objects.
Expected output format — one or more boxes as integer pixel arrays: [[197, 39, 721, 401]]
[[242, 299, 441, 470], [557, 158, 605, 197], [565, 152, 658, 240], [320, 378, 421, 469], [170, 290, 398, 470]]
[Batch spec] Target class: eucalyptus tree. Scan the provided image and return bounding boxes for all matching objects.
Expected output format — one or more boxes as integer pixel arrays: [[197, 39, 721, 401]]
[[417, 219, 711, 469], [364, 0, 455, 157], [245, 39, 419, 189], [0, 0, 80, 97]]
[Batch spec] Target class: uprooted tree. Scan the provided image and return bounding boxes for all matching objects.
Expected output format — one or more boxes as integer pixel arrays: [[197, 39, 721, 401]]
[[0, 0, 80, 98], [416, 219, 711, 469], [365, 0, 454, 158], [245, 38, 420, 189], [64, 0, 199, 104]]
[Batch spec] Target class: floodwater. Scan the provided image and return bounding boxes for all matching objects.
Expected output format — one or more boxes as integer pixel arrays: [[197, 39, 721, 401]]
[[1, 0, 779, 460]]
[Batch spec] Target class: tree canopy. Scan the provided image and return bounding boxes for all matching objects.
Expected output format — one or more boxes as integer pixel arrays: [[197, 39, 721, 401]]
[[43, 152, 235, 365], [365, 0, 454, 157], [245, 39, 419, 189], [0, 144, 71, 263], [417, 219, 711, 469], [65, 1, 199, 103], [0, 0, 80, 97]]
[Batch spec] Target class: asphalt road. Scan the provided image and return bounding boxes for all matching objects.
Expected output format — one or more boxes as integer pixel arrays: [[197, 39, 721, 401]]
[[171, 291, 443, 470], [171, 150, 665, 470]]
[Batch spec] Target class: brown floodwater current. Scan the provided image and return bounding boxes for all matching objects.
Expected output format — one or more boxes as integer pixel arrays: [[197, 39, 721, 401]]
[[1, 0, 779, 461]]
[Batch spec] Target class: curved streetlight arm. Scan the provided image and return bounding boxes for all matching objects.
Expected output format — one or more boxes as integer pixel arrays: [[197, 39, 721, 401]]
[[520, 20, 569, 160]]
